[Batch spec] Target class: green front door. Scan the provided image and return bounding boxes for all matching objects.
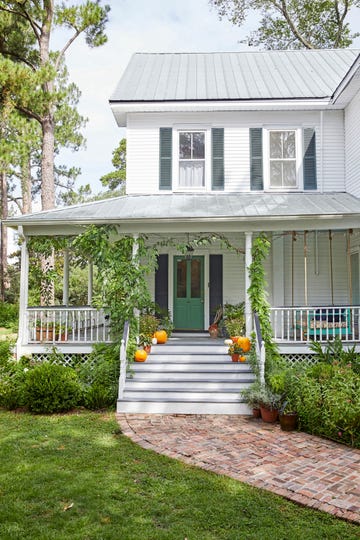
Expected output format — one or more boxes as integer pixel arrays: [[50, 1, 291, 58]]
[[173, 256, 204, 330]]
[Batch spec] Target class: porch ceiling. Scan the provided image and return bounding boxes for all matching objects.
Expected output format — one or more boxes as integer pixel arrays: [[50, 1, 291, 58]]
[[5, 192, 360, 235]]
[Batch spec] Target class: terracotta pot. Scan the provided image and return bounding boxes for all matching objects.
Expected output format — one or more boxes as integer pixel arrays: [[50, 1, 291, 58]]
[[252, 407, 261, 418], [209, 327, 219, 339], [260, 406, 278, 423], [231, 353, 240, 362], [143, 345, 151, 354], [279, 412, 298, 431]]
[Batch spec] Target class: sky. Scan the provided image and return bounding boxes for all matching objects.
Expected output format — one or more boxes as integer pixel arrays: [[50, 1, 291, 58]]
[[56, 0, 360, 195]]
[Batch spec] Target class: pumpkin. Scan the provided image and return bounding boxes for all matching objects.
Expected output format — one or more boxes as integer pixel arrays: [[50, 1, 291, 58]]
[[239, 356, 246, 362], [134, 349, 147, 362], [237, 336, 251, 353], [154, 330, 167, 344]]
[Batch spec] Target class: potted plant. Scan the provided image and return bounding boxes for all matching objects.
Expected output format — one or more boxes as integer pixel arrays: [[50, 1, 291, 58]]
[[139, 313, 159, 353], [258, 385, 281, 423], [223, 302, 245, 340], [227, 342, 247, 362], [279, 399, 298, 431], [241, 381, 264, 417]]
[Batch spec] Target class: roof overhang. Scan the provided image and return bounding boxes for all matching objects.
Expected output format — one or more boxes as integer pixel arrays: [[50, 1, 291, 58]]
[[110, 98, 335, 127], [331, 54, 360, 106]]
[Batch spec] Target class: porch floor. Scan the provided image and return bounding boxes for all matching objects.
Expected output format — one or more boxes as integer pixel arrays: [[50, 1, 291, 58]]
[[117, 413, 360, 525]]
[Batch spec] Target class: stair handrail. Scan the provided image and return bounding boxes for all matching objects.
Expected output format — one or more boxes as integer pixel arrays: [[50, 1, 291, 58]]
[[118, 320, 130, 400], [253, 312, 265, 384]]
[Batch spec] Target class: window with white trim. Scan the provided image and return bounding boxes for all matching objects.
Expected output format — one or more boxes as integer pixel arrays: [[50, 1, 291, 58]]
[[178, 131, 205, 188], [269, 130, 297, 188]]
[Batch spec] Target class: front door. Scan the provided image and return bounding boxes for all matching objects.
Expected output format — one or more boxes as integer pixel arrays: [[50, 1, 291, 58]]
[[173, 256, 204, 330]]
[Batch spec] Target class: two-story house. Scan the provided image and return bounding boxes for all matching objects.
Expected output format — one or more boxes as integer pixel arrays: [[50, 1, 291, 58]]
[[6, 49, 360, 413]]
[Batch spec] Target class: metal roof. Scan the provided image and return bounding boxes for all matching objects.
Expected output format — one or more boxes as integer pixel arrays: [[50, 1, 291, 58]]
[[110, 50, 360, 102], [5, 193, 360, 230]]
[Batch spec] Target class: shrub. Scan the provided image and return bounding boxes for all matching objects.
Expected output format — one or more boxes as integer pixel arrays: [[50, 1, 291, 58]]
[[0, 356, 32, 410], [23, 362, 83, 413], [0, 340, 14, 368], [288, 363, 360, 447], [0, 302, 18, 329], [79, 343, 120, 410]]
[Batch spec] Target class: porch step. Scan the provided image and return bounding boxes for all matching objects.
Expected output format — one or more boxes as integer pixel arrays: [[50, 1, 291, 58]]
[[117, 335, 255, 415]]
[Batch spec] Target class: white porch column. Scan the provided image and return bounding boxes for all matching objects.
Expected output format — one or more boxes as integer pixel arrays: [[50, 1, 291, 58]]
[[62, 249, 69, 305], [245, 232, 253, 336], [132, 235, 140, 332], [87, 261, 93, 306], [17, 227, 29, 358]]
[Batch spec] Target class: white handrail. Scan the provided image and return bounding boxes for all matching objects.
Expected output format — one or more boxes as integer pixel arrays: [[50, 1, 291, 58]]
[[118, 321, 130, 400], [253, 312, 265, 384]]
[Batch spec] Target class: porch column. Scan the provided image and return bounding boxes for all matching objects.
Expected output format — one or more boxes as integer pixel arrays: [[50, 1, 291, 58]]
[[245, 232, 253, 336], [132, 235, 140, 331], [17, 227, 29, 358], [62, 249, 69, 305], [87, 261, 93, 306]]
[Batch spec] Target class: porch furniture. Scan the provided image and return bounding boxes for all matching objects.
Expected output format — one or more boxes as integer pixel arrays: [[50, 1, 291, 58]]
[[307, 308, 351, 338]]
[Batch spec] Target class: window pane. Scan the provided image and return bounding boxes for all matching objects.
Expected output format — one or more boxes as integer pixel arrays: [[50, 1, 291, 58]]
[[283, 162, 297, 186], [179, 133, 191, 159], [270, 132, 282, 158], [192, 132, 205, 159], [191, 259, 201, 298], [270, 161, 282, 187], [176, 260, 187, 298], [283, 131, 296, 158], [179, 162, 205, 187]]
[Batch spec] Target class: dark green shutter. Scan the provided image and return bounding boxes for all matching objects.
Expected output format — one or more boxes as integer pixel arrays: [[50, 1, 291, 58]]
[[155, 255, 168, 311], [159, 128, 172, 190], [212, 128, 224, 190], [303, 128, 317, 190], [250, 128, 263, 190], [209, 255, 223, 324]]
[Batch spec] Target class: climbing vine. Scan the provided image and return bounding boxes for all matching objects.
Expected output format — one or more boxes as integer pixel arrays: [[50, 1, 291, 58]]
[[247, 233, 281, 375]]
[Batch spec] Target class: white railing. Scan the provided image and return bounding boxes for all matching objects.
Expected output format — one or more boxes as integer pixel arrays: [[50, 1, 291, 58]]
[[118, 320, 130, 400], [27, 307, 112, 343], [270, 306, 360, 343], [253, 312, 265, 384]]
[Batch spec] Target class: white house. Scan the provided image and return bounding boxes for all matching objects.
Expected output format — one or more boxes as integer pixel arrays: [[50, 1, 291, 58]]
[[5, 49, 360, 413]]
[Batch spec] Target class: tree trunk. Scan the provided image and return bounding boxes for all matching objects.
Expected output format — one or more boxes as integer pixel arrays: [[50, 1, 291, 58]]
[[0, 171, 8, 302], [21, 155, 32, 214], [41, 115, 55, 211]]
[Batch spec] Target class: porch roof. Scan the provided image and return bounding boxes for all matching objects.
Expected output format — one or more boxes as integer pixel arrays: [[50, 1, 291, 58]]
[[5, 192, 360, 235]]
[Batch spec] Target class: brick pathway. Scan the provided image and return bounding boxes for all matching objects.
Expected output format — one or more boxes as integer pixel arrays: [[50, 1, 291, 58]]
[[116, 413, 360, 525]]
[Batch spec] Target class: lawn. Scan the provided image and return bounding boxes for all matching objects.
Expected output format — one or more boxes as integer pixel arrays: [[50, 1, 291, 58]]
[[0, 411, 358, 540]]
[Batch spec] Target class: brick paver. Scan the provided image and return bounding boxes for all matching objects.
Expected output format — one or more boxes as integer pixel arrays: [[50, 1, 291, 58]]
[[116, 413, 360, 525]]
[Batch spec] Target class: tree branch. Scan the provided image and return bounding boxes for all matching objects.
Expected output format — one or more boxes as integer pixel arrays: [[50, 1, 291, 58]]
[[15, 105, 43, 125], [275, 0, 315, 49], [54, 30, 81, 71], [0, 48, 36, 71]]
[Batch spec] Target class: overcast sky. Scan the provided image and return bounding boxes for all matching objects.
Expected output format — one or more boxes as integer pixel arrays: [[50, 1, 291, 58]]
[[57, 0, 360, 195]]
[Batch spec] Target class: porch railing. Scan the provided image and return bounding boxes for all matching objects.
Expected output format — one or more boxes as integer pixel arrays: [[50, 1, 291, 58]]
[[27, 307, 112, 343], [270, 306, 360, 343]]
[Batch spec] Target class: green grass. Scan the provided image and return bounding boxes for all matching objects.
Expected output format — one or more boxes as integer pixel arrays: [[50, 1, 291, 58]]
[[0, 327, 17, 341], [0, 411, 358, 540]]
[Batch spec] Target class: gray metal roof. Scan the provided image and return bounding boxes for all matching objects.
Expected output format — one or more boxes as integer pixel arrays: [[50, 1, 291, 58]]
[[110, 50, 360, 102], [5, 193, 360, 229]]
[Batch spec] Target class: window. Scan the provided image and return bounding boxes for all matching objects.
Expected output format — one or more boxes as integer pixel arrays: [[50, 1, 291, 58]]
[[179, 131, 205, 187], [269, 130, 297, 188]]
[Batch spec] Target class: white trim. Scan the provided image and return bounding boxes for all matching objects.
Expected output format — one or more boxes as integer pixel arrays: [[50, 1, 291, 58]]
[[172, 127, 211, 192], [263, 127, 303, 191]]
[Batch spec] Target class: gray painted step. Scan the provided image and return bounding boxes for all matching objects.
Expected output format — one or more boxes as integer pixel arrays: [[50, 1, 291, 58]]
[[130, 362, 250, 372], [123, 389, 251, 400], [125, 379, 254, 390], [117, 401, 252, 414], [128, 370, 254, 381]]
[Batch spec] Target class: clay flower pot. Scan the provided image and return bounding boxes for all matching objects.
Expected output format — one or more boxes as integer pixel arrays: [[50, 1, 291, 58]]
[[260, 407, 278, 423]]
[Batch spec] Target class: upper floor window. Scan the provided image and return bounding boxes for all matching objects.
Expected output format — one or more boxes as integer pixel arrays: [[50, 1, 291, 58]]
[[179, 131, 205, 188], [269, 130, 296, 188]]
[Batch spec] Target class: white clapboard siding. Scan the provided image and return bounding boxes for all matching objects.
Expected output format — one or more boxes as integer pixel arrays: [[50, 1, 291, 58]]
[[345, 89, 360, 197], [125, 110, 348, 194]]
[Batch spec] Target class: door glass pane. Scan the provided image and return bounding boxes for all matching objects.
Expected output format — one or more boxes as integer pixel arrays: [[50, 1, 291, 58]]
[[176, 260, 187, 298], [191, 259, 201, 298]]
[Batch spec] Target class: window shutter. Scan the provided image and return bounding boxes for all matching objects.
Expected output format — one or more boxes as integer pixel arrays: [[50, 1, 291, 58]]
[[303, 128, 317, 190], [155, 255, 168, 311], [159, 128, 172, 190], [209, 255, 223, 324], [212, 128, 224, 190], [250, 128, 263, 190]]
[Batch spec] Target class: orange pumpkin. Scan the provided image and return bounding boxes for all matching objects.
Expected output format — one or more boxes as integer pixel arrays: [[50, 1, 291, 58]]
[[154, 330, 167, 344], [237, 336, 251, 353], [134, 349, 147, 362], [239, 356, 246, 362]]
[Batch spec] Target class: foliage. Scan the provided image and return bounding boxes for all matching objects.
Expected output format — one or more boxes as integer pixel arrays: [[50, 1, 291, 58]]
[[78, 343, 120, 410], [242, 382, 281, 410], [227, 342, 246, 355], [209, 0, 360, 49], [23, 362, 82, 414], [309, 336, 360, 375], [0, 354, 32, 410], [288, 362, 360, 447], [139, 313, 159, 343], [0, 301, 18, 329], [223, 302, 245, 336], [0, 412, 358, 539], [247, 233, 280, 374], [100, 137, 126, 193]]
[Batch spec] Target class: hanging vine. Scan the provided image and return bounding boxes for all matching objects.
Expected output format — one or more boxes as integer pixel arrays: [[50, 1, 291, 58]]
[[247, 233, 281, 375]]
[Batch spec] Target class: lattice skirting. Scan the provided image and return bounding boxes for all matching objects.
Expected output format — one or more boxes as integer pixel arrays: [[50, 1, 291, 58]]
[[280, 353, 317, 366], [32, 352, 93, 368]]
